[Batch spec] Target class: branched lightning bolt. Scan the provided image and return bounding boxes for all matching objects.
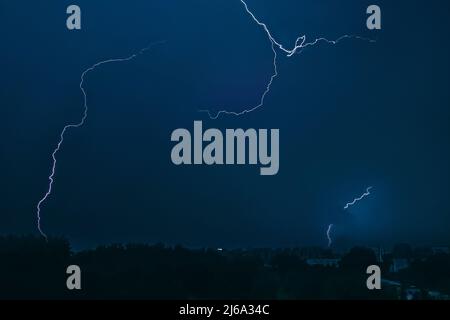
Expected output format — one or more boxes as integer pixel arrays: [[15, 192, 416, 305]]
[[35, 41, 165, 240], [326, 224, 334, 248], [344, 186, 373, 210], [200, 0, 375, 119], [240, 0, 374, 58]]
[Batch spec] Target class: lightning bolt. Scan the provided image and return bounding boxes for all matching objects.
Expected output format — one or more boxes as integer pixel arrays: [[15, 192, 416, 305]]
[[327, 224, 334, 248], [325, 186, 373, 247], [344, 186, 373, 210], [200, 0, 375, 119], [35, 41, 165, 239]]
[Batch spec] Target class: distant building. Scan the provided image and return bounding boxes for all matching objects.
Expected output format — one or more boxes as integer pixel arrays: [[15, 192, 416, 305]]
[[431, 247, 450, 255], [405, 286, 422, 300], [306, 258, 340, 267], [389, 258, 410, 273], [427, 291, 450, 300], [370, 246, 385, 263]]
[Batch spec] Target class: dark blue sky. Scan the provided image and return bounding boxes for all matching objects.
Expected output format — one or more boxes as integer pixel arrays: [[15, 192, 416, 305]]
[[1, 0, 449, 249]]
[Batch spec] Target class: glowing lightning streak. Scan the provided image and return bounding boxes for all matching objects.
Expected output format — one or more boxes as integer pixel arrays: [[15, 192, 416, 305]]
[[344, 186, 373, 210], [201, 0, 375, 119], [326, 187, 374, 246], [35, 41, 165, 239], [240, 0, 374, 57], [327, 224, 334, 248]]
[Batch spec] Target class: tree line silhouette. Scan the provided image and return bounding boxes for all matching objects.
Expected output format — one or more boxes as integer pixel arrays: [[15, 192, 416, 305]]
[[1, 236, 449, 299]]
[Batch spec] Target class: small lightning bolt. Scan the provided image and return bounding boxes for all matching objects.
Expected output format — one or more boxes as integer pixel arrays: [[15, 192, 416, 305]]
[[344, 186, 373, 210], [327, 224, 334, 248], [200, 0, 375, 119], [35, 41, 165, 239], [325, 186, 373, 247]]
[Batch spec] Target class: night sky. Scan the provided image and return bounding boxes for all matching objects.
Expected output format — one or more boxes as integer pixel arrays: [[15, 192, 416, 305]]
[[1, 0, 449, 250]]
